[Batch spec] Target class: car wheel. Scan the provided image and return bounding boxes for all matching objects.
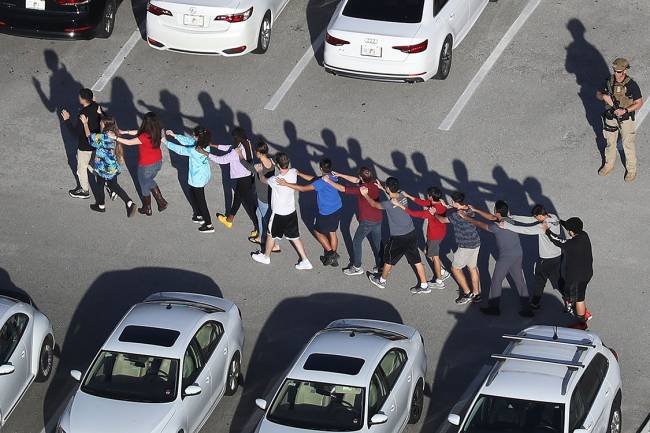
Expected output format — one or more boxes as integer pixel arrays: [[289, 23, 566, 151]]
[[36, 335, 54, 382], [97, 0, 117, 39], [408, 379, 424, 424], [607, 398, 622, 433], [255, 12, 272, 54], [434, 36, 453, 80], [225, 353, 241, 396]]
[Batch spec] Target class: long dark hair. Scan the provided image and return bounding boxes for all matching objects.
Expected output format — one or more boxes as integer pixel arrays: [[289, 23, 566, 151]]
[[232, 127, 253, 162], [138, 112, 162, 148], [193, 126, 211, 149], [101, 116, 124, 165]]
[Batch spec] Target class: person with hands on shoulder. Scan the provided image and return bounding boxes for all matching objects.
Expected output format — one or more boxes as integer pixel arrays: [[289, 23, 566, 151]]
[[458, 201, 533, 317], [323, 167, 383, 276], [400, 187, 450, 289], [360, 178, 431, 295], [165, 127, 214, 233], [277, 158, 343, 267], [541, 217, 593, 329], [116, 112, 167, 216], [80, 114, 137, 217]]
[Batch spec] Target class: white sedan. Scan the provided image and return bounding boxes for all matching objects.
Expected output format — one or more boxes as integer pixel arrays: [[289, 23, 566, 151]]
[[254, 319, 427, 433], [57, 292, 244, 433], [0, 292, 54, 429], [324, 0, 490, 82], [146, 0, 292, 55]]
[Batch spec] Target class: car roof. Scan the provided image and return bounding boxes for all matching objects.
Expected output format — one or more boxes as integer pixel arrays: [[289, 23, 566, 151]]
[[287, 328, 396, 387], [0, 296, 17, 316], [102, 301, 224, 359], [481, 326, 602, 403]]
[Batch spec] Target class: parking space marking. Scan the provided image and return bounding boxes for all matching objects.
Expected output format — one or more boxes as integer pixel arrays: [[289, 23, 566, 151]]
[[640, 415, 650, 433], [264, 29, 326, 111], [438, 0, 541, 131], [91, 30, 141, 92], [636, 99, 649, 128]]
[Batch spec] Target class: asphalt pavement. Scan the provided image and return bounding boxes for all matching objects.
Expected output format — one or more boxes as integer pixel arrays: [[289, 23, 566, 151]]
[[1, 0, 649, 432]]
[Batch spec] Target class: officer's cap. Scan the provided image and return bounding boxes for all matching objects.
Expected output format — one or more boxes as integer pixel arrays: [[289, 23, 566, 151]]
[[612, 58, 630, 71]]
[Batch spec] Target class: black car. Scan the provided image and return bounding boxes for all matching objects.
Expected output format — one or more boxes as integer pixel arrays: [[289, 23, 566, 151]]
[[0, 0, 120, 39]]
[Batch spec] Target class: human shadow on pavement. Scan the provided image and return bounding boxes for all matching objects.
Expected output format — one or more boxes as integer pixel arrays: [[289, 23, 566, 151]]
[[306, 0, 339, 65], [230, 293, 403, 433], [129, 0, 148, 38], [421, 293, 572, 433], [32, 49, 84, 186], [564, 18, 610, 165], [0, 268, 37, 309], [42, 267, 223, 428]]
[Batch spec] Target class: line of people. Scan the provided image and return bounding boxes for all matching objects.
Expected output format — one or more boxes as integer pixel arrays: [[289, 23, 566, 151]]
[[60, 87, 594, 329]]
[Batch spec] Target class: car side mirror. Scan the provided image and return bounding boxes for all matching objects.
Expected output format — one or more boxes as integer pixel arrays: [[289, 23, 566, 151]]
[[70, 370, 82, 382], [255, 398, 268, 411], [448, 414, 461, 426], [184, 385, 202, 397], [370, 413, 388, 425], [0, 364, 15, 375]]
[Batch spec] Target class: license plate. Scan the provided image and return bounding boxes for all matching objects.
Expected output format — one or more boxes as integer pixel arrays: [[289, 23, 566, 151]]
[[26, 0, 45, 10], [183, 14, 204, 27], [361, 44, 381, 57]]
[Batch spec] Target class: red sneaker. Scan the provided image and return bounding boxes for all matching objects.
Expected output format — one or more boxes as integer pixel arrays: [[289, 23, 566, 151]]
[[584, 310, 593, 321]]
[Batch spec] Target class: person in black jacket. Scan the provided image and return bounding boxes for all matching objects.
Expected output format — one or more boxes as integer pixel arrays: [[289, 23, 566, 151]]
[[61, 88, 102, 199], [543, 217, 593, 329]]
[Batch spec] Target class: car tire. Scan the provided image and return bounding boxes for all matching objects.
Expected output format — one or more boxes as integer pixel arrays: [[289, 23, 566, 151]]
[[97, 0, 117, 39], [225, 352, 241, 396], [36, 335, 54, 382], [606, 396, 622, 433], [254, 12, 272, 54], [434, 36, 453, 80], [408, 379, 425, 424]]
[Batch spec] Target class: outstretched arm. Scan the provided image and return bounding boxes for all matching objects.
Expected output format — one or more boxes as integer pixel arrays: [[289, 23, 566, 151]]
[[470, 206, 497, 221], [297, 171, 316, 182], [164, 130, 192, 156], [500, 221, 543, 235], [360, 187, 384, 210], [459, 212, 489, 231], [332, 171, 360, 184], [323, 175, 346, 193], [276, 178, 315, 192], [544, 225, 567, 249], [116, 136, 142, 146]]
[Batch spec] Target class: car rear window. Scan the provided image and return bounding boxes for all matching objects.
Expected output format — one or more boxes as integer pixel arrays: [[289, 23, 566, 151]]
[[304, 353, 365, 375], [342, 0, 425, 24], [119, 325, 180, 347]]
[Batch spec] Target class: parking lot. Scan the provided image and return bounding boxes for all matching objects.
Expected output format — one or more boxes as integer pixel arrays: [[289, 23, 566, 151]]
[[1, 0, 650, 432]]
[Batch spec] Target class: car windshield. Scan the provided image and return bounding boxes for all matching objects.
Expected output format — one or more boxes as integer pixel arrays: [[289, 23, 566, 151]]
[[461, 394, 564, 433], [267, 379, 364, 431], [81, 351, 179, 403], [342, 0, 425, 24]]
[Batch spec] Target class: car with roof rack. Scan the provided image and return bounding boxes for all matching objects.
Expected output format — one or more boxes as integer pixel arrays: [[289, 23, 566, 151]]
[[0, 292, 55, 429], [253, 318, 427, 433], [447, 325, 622, 433], [56, 292, 244, 433]]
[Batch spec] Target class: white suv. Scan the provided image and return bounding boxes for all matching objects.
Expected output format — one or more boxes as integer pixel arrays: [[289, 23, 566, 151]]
[[448, 325, 622, 433]]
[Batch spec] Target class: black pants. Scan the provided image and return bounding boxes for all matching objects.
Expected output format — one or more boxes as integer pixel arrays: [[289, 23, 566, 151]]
[[566, 279, 590, 303], [230, 176, 258, 230], [95, 176, 131, 206], [531, 256, 564, 303], [190, 186, 211, 225]]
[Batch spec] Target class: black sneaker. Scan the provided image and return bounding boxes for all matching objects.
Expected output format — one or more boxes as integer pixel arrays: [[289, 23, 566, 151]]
[[198, 224, 215, 233], [455, 294, 472, 305], [127, 202, 137, 218], [321, 251, 336, 266], [69, 188, 90, 199], [472, 294, 482, 303], [192, 215, 204, 224], [329, 252, 339, 267], [480, 305, 501, 315], [90, 203, 106, 213]]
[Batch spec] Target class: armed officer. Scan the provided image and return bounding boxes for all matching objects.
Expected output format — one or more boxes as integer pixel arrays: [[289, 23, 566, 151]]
[[596, 58, 643, 182]]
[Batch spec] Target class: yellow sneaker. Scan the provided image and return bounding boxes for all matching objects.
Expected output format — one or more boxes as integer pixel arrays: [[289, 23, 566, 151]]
[[598, 165, 613, 176], [624, 171, 636, 182], [217, 214, 233, 228]]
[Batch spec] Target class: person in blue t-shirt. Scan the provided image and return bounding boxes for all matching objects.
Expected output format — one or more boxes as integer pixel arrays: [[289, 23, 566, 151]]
[[277, 158, 343, 267]]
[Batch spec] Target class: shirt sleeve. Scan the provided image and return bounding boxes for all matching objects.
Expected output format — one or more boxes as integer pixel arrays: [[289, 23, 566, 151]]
[[486, 224, 496, 233], [412, 197, 430, 207], [545, 229, 567, 249], [312, 179, 324, 191], [405, 208, 430, 220], [208, 151, 236, 164], [502, 221, 543, 235], [165, 135, 193, 156], [628, 80, 642, 100], [267, 176, 278, 189], [344, 186, 361, 196], [511, 215, 537, 224], [433, 202, 447, 216], [600, 78, 610, 93], [379, 201, 390, 210]]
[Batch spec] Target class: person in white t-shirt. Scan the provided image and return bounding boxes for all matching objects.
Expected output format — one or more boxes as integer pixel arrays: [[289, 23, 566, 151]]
[[251, 152, 312, 270]]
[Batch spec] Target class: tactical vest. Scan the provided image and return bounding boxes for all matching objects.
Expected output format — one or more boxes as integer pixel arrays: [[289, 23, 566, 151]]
[[607, 75, 634, 109]]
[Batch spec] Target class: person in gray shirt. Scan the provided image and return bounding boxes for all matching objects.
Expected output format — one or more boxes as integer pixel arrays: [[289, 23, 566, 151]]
[[359, 177, 431, 294], [460, 200, 533, 317]]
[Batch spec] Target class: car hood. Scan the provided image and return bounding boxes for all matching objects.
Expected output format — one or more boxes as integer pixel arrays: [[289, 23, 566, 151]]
[[257, 418, 359, 433], [68, 391, 177, 433]]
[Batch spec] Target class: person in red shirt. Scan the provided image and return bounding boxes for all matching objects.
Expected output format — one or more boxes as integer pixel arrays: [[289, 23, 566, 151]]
[[117, 112, 167, 216], [398, 187, 451, 289], [324, 167, 383, 275]]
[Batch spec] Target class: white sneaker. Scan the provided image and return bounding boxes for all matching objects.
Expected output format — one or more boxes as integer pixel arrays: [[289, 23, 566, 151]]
[[428, 280, 446, 290], [440, 269, 451, 281], [251, 252, 270, 265], [295, 259, 313, 270]]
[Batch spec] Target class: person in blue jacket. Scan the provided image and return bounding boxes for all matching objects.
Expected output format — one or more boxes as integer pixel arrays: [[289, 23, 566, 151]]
[[163, 126, 214, 233]]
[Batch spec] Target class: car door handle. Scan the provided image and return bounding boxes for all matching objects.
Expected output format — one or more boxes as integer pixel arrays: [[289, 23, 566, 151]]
[[21, 350, 26, 358], [449, 13, 455, 19], [205, 377, 210, 384], [407, 375, 412, 383], [223, 347, 228, 356], [390, 404, 395, 412]]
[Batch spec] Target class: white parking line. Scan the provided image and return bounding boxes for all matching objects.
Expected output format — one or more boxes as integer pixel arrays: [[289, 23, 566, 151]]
[[264, 29, 326, 111], [640, 416, 650, 433], [438, 0, 541, 131], [636, 99, 649, 128], [91, 30, 142, 92]]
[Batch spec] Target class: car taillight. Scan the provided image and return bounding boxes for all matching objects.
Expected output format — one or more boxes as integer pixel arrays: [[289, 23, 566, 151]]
[[326, 32, 349, 46], [0, 20, 6, 27], [147, 37, 164, 47], [223, 45, 247, 54], [63, 25, 93, 32], [215, 6, 253, 22], [608, 347, 619, 360], [56, 0, 89, 5], [393, 39, 428, 54], [147, 2, 172, 16]]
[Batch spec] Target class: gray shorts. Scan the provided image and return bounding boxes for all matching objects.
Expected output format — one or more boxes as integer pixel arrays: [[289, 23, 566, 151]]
[[426, 239, 441, 257], [452, 247, 479, 269]]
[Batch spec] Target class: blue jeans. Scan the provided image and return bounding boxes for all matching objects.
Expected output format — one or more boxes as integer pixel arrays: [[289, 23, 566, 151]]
[[137, 161, 162, 194], [352, 220, 382, 268], [256, 199, 270, 238]]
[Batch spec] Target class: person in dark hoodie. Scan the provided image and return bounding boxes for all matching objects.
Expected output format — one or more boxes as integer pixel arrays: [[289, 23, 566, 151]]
[[543, 217, 593, 329]]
